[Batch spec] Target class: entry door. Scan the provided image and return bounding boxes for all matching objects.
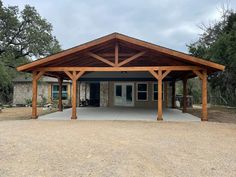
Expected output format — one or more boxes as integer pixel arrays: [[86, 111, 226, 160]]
[[114, 83, 134, 106]]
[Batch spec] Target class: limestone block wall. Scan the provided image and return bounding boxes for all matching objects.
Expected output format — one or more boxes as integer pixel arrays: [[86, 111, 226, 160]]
[[100, 82, 109, 107], [13, 82, 49, 105]]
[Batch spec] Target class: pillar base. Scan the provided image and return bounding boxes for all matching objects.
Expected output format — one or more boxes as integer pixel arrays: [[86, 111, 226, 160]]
[[31, 116, 38, 119], [71, 116, 77, 120], [201, 118, 208, 121], [157, 117, 163, 121], [58, 109, 63, 112]]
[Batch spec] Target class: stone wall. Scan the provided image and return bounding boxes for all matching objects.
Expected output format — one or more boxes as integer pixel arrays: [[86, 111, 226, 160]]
[[100, 82, 109, 107], [13, 82, 49, 105]]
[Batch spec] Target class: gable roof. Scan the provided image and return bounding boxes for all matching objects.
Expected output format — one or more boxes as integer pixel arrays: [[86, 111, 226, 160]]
[[17, 32, 225, 72]]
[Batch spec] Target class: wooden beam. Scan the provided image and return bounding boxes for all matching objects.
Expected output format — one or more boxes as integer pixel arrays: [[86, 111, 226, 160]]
[[88, 52, 115, 67], [35, 66, 202, 72], [182, 78, 187, 113], [161, 70, 171, 80], [35, 71, 45, 81], [58, 77, 63, 112], [75, 71, 85, 80], [64, 71, 73, 80], [117, 51, 146, 67], [115, 42, 119, 66], [158, 69, 163, 120], [202, 70, 208, 121], [192, 70, 203, 80], [149, 70, 160, 80]]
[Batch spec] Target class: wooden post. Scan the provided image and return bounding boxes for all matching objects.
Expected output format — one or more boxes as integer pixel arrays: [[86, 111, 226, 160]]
[[192, 69, 208, 121], [72, 76, 77, 119], [58, 77, 63, 111], [164, 82, 168, 108], [31, 71, 45, 119], [202, 70, 208, 121], [158, 69, 163, 120], [65, 71, 85, 119], [32, 72, 38, 119], [182, 78, 187, 113], [171, 80, 176, 108]]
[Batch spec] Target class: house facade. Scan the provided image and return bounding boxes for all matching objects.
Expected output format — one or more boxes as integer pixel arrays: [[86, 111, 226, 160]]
[[13, 76, 173, 108]]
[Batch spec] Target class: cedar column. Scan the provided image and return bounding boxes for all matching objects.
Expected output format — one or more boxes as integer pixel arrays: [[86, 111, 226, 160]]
[[65, 71, 85, 120], [32, 73, 38, 119], [158, 70, 163, 120], [58, 77, 63, 111], [182, 78, 187, 113], [202, 70, 208, 121], [164, 82, 168, 108], [72, 77, 77, 119], [31, 71, 44, 119], [149, 69, 171, 121], [171, 80, 176, 108]]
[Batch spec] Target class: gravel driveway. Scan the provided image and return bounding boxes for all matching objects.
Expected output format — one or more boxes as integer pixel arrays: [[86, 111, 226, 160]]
[[0, 120, 235, 177]]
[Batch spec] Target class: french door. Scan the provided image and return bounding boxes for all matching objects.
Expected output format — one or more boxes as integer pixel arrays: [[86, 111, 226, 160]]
[[114, 83, 134, 106]]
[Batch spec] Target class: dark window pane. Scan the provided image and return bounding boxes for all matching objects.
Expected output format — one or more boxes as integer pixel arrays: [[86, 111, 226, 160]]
[[138, 92, 147, 100], [62, 93, 67, 100], [126, 85, 132, 101], [154, 92, 158, 100], [53, 85, 59, 91], [154, 84, 157, 91], [52, 93, 58, 100], [138, 84, 147, 91], [62, 85, 67, 91], [116, 85, 122, 96]]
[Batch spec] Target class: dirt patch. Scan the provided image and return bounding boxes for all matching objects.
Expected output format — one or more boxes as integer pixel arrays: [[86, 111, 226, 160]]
[[0, 120, 235, 177], [0, 107, 57, 121], [187, 106, 236, 124]]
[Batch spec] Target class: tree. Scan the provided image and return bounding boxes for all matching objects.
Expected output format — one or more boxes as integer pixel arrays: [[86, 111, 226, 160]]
[[0, 1, 61, 103], [188, 8, 236, 106]]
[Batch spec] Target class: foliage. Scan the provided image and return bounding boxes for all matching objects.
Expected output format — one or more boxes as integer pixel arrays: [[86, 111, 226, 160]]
[[0, 1, 61, 103], [188, 9, 236, 106], [24, 98, 32, 106]]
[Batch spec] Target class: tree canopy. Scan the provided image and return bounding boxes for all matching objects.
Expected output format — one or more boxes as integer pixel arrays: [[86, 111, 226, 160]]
[[188, 9, 236, 106], [0, 0, 61, 103]]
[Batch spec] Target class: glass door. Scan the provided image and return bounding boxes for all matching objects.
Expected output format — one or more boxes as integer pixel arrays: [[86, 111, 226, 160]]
[[114, 83, 134, 106]]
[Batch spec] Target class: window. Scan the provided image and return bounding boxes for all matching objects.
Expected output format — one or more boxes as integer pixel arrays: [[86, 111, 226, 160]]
[[52, 84, 68, 100], [137, 83, 148, 101], [153, 83, 164, 101]]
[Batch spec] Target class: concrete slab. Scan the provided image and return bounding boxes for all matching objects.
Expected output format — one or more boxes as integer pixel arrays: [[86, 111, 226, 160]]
[[39, 107, 200, 122]]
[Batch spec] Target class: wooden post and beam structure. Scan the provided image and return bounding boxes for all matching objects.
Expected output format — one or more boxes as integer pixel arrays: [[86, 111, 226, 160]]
[[193, 70, 208, 121], [149, 69, 171, 120], [32, 71, 45, 119], [65, 71, 85, 119]]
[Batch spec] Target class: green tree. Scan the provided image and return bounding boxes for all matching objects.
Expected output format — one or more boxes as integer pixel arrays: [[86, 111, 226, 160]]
[[188, 9, 236, 106], [0, 1, 61, 103]]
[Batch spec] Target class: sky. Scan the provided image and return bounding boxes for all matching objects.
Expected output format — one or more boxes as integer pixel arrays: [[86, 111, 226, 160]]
[[3, 0, 236, 53]]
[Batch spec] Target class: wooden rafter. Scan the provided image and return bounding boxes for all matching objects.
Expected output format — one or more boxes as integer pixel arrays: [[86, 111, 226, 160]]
[[35, 66, 202, 72], [117, 51, 146, 67], [115, 42, 119, 66], [87, 52, 115, 67]]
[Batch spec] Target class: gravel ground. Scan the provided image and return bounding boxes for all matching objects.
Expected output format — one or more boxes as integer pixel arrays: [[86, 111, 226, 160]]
[[0, 120, 235, 177]]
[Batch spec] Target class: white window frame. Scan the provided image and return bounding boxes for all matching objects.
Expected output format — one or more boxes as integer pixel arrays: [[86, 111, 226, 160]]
[[136, 82, 148, 101], [153, 83, 164, 101]]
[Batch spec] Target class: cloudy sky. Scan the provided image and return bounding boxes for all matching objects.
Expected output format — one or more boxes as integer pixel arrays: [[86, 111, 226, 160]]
[[3, 0, 236, 53]]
